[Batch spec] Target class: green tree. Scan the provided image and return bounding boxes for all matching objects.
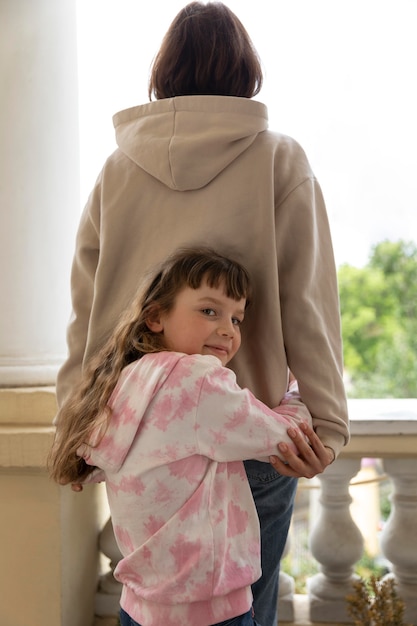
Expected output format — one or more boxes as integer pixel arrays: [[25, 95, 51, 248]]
[[369, 240, 417, 322], [338, 240, 417, 398]]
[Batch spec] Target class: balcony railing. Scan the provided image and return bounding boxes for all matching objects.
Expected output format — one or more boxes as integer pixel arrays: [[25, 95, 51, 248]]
[[93, 398, 417, 626], [1, 390, 416, 626]]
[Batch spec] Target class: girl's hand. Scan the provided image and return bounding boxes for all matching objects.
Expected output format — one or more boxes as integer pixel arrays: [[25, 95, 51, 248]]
[[269, 422, 335, 479]]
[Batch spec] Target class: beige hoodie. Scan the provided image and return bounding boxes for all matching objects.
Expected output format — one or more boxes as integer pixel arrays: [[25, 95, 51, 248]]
[[57, 95, 349, 456]]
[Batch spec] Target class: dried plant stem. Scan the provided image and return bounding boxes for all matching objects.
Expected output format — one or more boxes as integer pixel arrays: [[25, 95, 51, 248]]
[[346, 575, 411, 626]]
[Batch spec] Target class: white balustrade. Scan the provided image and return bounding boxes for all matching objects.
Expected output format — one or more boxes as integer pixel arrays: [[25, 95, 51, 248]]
[[307, 458, 363, 622], [278, 536, 295, 622], [380, 458, 417, 624]]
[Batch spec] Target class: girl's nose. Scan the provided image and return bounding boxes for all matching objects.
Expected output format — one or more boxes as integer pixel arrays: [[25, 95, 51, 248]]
[[217, 320, 234, 337]]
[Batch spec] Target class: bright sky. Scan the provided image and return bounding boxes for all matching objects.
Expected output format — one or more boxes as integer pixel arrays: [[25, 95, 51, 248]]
[[76, 0, 417, 268]]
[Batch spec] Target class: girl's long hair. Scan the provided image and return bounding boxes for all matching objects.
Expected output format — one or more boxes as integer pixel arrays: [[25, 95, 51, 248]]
[[148, 1, 263, 100], [48, 247, 251, 485]]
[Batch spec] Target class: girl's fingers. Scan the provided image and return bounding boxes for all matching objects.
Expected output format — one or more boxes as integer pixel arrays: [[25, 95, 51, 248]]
[[270, 424, 334, 479], [295, 423, 329, 460]]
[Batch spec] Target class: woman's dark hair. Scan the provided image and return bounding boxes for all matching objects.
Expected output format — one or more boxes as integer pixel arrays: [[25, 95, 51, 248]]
[[149, 1, 263, 100]]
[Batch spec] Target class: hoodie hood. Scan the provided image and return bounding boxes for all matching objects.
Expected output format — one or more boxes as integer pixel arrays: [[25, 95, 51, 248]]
[[80, 353, 181, 473], [113, 95, 268, 191]]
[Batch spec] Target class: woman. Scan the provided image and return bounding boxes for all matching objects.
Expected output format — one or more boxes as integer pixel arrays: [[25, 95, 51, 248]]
[[56, 3, 349, 624]]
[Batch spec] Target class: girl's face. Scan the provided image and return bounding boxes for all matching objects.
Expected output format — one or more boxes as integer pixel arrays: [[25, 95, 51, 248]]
[[147, 279, 246, 366]]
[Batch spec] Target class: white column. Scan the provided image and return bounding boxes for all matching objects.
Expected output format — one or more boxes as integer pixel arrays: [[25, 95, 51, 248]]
[[0, 0, 80, 386]]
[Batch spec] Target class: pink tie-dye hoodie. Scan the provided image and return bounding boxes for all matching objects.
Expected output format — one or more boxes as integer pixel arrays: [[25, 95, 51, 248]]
[[79, 352, 312, 626]]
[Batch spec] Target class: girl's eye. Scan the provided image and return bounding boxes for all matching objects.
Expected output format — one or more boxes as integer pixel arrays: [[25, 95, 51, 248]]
[[202, 308, 216, 316], [232, 317, 243, 326]]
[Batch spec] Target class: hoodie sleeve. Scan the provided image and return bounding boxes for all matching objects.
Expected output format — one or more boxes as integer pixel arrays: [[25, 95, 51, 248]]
[[275, 155, 349, 457], [54, 174, 102, 415], [195, 364, 312, 462]]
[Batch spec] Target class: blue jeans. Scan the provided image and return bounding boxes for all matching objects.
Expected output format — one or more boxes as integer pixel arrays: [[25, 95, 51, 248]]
[[244, 461, 298, 626], [119, 607, 260, 626]]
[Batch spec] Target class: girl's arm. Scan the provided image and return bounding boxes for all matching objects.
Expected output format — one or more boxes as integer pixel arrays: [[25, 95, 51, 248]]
[[195, 363, 312, 463], [274, 378, 313, 430]]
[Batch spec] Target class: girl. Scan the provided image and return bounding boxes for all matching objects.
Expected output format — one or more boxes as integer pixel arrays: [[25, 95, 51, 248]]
[[49, 248, 312, 626]]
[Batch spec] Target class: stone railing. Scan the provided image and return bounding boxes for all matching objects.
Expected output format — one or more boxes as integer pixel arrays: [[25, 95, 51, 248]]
[[95, 398, 417, 626], [282, 398, 417, 625]]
